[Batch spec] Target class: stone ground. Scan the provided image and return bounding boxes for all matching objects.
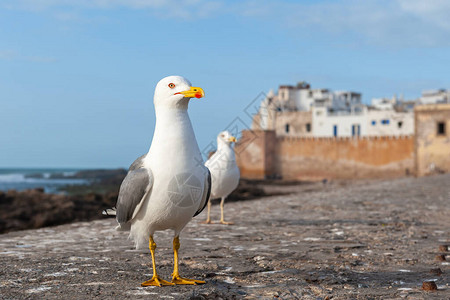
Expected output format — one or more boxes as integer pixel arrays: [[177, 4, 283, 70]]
[[0, 174, 449, 299]]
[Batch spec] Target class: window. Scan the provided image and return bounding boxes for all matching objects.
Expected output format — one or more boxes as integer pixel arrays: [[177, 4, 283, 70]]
[[381, 119, 390, 125], [352, 124, 361, 136], [398, 121, 403, 128], [285, 124, 290, 133], [437, 122, 446, 135], [333, 125, 338, 137], [306, 123, 311, 132], [371, 120, 376, 126]]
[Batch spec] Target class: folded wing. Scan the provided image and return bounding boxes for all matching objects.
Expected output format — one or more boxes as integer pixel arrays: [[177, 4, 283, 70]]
[[193, 168, 211, 217], [116, 155, 153, 229]]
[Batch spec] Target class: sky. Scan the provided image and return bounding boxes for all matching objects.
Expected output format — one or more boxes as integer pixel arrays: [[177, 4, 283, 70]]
[[1, 0, 449, 168]]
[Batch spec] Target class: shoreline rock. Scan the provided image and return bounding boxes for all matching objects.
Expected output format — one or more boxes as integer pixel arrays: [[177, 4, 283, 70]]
[[0, 174, 270, 234]]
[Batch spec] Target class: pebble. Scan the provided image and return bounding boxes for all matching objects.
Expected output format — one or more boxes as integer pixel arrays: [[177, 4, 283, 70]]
[[435, 254, 446, 262], [439, 245, 449, 252], [422, 281, 438, 291]]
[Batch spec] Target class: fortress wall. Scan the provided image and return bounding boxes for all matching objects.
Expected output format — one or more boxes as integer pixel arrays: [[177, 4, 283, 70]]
[[236, 130, 414, 180], [275, 135, 414, 180], [235, 130, 277, 179]]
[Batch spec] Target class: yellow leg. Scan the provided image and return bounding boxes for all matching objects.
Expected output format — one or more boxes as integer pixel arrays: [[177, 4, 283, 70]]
[[171, 236, 205, 285], [141, 236, 174, 287], [219, 197, 233, 225], [201, 201, 213, 224]]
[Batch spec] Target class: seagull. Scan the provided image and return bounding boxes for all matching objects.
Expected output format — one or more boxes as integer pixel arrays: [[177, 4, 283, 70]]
[[112, 76, 211, 287], [203, 131, 240, 225]]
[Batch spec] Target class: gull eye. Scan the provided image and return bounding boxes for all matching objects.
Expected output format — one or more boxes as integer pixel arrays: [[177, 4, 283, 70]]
[[168, 83, 176, 89]]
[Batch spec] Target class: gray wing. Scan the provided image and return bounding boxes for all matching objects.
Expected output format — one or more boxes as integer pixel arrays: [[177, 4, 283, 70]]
[[193, 168, 211, 217], [128, 154, 147, 171], [116, 166, 153, 225]]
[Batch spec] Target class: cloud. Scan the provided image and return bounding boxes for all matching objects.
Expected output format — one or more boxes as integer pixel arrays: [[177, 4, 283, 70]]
[[0, 50, 17, 60], [0, 49, 56, 63], [25, 55, 58, 63], [398, 0, 450, 30], [3, 0, 450, 46], [2, 0, 224, 19], [236, 0, 450, 47]]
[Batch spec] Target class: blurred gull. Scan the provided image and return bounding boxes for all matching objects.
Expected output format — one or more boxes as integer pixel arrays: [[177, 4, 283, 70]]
[[203, 131, 240, 225]]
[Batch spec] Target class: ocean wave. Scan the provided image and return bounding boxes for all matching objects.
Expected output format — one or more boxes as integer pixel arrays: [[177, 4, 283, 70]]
[[0, 173, 26, 183], [0, 169, 88, 192], [63, 171, 76, 177]]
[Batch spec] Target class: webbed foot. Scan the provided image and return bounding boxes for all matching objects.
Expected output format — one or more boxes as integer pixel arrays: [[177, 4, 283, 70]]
[[172, 275, 205, 285], [219, 220, 234, 225], [141, 275, 175, 287]]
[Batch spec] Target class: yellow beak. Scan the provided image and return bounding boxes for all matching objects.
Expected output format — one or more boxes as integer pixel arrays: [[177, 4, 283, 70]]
[[177, 86, 205, 99], [228, 136, 237, 143]]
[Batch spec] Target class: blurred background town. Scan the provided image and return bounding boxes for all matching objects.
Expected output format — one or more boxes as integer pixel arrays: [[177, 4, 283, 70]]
[[0, 1, 448, 230], [238, 82, 449, 180], [1, 2, 449, 298]]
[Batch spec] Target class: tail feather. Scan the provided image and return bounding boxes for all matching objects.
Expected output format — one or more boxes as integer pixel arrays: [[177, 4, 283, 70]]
[[102, 207, 117, 217], [115, 223, 131, 231]]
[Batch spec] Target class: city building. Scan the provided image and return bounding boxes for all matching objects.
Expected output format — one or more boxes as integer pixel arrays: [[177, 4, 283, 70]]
[[414, 104, 450, 176], [238, 82, 450, 180], [420, 89, 450, 105], [253, 82, 414, 138]]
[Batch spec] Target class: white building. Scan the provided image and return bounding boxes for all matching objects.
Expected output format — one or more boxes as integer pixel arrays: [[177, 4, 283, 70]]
[[312, 106, 367, 137], [312, 106, 414, 137], [420, 89, 450, 104], [332, 91, 364, 113], [276, 82, 362, 113], [371, 96, 397, 110], [253, 82, 450, 138], [366, 109, 413, 136]]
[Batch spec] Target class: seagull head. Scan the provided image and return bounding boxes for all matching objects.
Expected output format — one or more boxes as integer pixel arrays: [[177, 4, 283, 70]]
[[217, 131, 237, 147], [154, 75, 205, 109]]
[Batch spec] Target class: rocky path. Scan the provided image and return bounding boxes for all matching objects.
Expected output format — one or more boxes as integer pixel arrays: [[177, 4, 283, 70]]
[[1, 174, 449, 299]]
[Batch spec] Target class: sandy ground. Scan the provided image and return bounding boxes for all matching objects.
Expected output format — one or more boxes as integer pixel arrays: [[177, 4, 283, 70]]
[[0, 174, 449, 299]]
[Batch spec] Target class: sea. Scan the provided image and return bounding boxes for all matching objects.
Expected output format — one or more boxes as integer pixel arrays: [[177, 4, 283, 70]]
[[0, 168, 90, 194]]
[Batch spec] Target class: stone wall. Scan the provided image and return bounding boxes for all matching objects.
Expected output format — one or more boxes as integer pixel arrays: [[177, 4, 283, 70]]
[[414, 104, 450, 176], [275, 135, 414, 180], [235, 130, 277, 179], [236, 130, 414, 180]]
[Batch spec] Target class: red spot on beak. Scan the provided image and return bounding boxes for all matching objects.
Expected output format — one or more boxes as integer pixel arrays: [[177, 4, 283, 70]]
[[195, 93, 202, 98]]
